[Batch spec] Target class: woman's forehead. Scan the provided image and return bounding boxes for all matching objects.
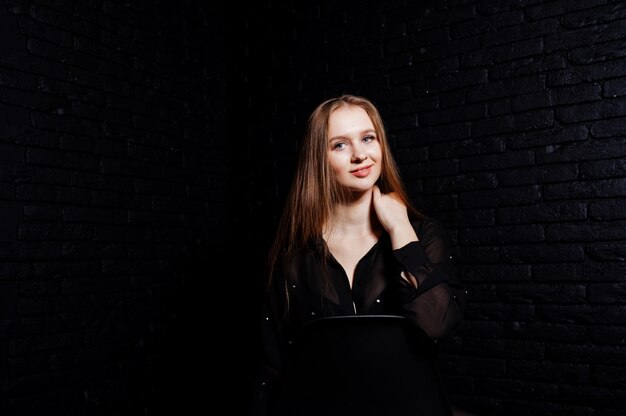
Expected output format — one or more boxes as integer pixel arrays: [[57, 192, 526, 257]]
[[328, 106, 374, 139]]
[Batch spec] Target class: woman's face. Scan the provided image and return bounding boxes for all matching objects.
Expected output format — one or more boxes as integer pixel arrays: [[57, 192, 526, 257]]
[[327, 105, 382, 193]]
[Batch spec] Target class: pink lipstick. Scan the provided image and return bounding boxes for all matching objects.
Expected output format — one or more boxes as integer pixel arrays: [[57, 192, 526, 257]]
[[351, 165, 373, 177]]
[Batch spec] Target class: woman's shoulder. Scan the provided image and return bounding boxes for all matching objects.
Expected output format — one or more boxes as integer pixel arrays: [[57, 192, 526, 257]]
[[410, 215, 451, 245], [410, 215, 445, 232]]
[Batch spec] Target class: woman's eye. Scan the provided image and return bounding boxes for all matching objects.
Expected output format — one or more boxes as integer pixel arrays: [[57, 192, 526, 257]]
[[363, 135, 375, 143], [333, 142, 347, 150]]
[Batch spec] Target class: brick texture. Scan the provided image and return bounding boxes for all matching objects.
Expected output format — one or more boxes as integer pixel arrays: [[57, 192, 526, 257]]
[[0, 1, 229, 415], [236, 1, 626, 416], [2, 0, 626, 416]]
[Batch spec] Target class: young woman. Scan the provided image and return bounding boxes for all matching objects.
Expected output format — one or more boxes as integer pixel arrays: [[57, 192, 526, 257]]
[[250, 94, 467, 415]]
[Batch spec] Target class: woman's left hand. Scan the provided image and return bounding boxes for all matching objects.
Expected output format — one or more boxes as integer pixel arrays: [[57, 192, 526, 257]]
[[372, 185, 419, 248]]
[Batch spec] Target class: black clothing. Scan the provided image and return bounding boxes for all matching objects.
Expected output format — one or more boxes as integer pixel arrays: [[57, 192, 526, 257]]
[[276, 315, 454, 416], [250, 217, 467, 415]]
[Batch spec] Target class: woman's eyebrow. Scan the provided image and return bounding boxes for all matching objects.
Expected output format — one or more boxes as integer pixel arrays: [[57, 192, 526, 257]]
[[329, 129, 376, 141]]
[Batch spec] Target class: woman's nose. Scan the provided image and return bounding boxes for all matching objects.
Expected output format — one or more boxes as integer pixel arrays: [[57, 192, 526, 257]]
[[352, 146, 368, 162]]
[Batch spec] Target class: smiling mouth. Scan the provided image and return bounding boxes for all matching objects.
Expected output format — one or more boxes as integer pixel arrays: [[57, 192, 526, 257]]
[[350, 165, 373, 177]]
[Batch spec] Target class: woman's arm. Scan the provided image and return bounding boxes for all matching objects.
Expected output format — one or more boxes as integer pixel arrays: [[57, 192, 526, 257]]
[[372, 185, 467, 339], [392, 219, 467, 339]]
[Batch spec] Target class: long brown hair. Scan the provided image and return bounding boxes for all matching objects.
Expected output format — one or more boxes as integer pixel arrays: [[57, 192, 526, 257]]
[[266, 94, 422, 288]]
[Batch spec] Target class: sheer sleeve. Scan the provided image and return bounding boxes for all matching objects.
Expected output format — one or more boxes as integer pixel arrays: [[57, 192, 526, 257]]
[[392, 218, 467, 340]]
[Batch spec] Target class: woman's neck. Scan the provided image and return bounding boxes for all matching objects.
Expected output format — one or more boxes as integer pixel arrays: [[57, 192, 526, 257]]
[[324, 189, 380, 238]]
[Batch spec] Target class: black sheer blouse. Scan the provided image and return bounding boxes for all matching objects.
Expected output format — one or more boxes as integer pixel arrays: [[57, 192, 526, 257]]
[[250, 217, 467, 414]]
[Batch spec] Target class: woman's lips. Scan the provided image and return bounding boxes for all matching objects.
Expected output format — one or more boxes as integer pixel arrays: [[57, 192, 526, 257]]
[[350, 165, 373, 177]]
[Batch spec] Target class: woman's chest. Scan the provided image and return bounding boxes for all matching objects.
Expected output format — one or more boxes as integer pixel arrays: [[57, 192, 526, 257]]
[[288, 246, 398, 324], [325, 235, 380, 288]]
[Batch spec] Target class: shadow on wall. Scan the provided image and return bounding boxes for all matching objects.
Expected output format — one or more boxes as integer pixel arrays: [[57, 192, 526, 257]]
[[0, 3, 24, 53], [0, 4, 30, 128], [149, 242, 258, 416]]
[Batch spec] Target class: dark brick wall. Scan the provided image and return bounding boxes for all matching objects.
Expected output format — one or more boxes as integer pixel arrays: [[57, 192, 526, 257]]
[[237, 1, 626, 415], [0, 1, 229, 415], [2, 0, 625, 415]]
